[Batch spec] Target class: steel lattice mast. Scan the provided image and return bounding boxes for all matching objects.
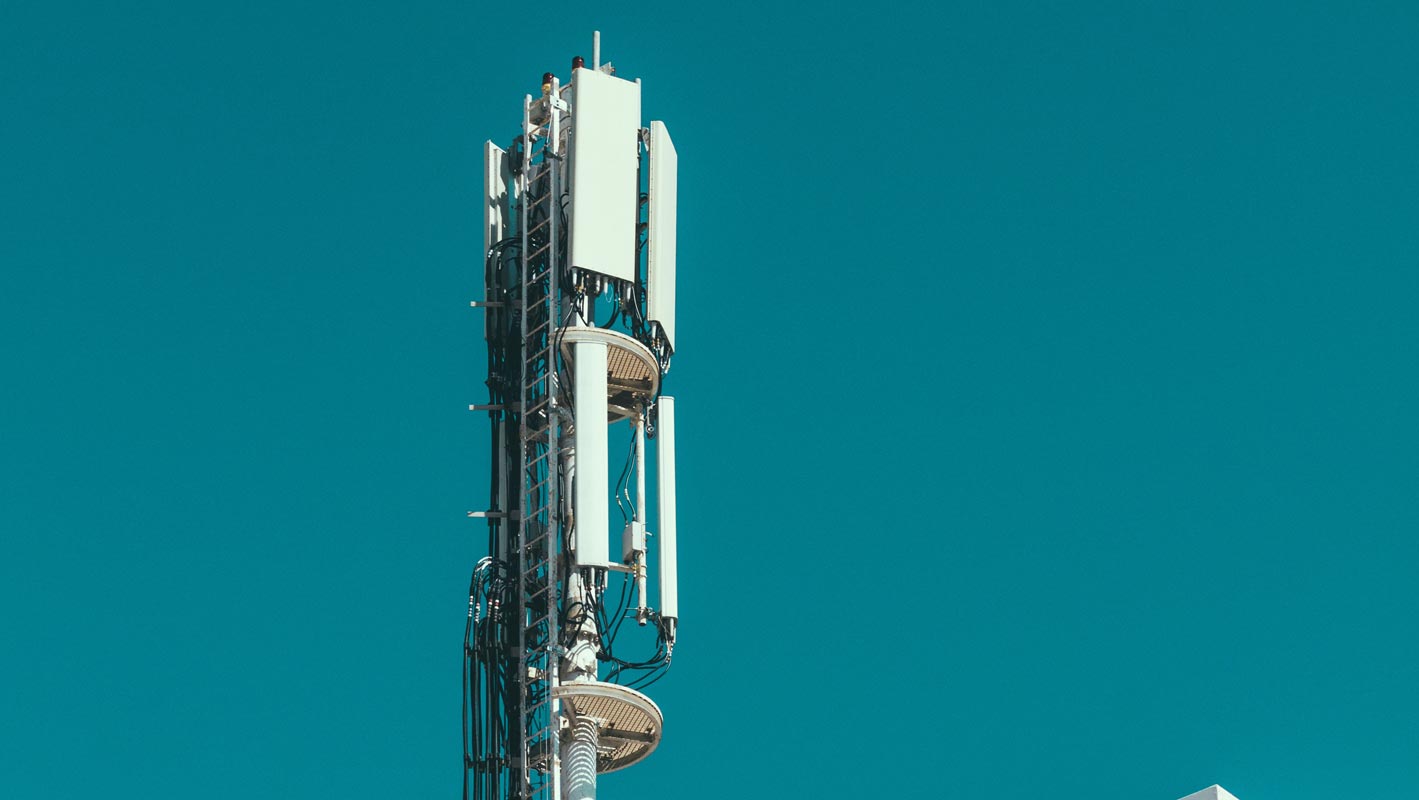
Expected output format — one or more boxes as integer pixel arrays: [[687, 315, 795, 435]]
[[467, 32, 680, 800]]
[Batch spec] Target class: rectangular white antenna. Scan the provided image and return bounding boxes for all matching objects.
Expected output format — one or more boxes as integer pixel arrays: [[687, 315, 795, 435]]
[[573, 341, 610, 568], [483, 141, 510, 252], [647, 121, 678, 351], [657, 396, 678, 622], [483, 141, 510, 344], [568, 68, 641, 282]]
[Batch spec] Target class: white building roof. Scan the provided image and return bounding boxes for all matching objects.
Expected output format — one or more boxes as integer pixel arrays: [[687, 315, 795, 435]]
[[1178, 786, 1240, 800]]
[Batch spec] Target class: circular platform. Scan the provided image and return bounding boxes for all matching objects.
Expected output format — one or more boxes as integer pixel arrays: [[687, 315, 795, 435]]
[[558, 327, 660, 421], [552, 681, 664, 773]]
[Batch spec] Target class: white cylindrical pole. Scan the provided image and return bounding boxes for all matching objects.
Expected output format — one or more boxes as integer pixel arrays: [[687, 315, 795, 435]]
[[562, 715, 599, 800], [636, 415, 646, 522], [592, 31, 601, 70]]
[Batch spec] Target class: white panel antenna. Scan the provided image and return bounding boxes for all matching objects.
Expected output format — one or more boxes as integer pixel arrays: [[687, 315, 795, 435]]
[[573, 340, 609, 568], [647, 121, 678, 351], [482, 142, 511, 344], [483, 141, 511, 254], [569, 68, 641, 283]]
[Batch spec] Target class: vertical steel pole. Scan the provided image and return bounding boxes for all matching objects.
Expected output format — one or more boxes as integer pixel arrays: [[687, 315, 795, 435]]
[[635, 413, 648, 618], [561, 716, 598, 800]]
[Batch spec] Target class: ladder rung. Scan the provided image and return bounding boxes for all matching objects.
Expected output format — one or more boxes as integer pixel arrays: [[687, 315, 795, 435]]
[[527, 242, 551, 259], [524, 532, 551, 553]]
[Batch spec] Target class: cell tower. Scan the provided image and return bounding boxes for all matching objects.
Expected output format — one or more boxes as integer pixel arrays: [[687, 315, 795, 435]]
[[466, 32, 680, 800]]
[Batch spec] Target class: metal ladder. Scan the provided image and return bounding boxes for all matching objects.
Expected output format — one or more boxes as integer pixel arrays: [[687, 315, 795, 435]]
[[516, 90, 563, 800]]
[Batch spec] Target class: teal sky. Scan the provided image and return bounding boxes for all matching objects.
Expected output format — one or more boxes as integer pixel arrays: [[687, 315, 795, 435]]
[[3, 3, 1416, 799]]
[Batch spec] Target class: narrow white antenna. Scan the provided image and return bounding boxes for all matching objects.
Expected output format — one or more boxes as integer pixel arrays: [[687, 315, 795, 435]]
[[592, 30, 600, 70], [657, 396, 678, 633]]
